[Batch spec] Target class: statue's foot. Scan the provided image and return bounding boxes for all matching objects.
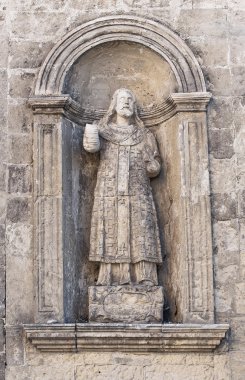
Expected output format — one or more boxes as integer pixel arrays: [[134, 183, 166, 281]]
[[96, 280, 110, 286], [119, 280, 131, 285], [139, 280, 155, 286]]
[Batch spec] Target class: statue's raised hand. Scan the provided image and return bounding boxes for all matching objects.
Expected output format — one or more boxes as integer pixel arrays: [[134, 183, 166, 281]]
[[83, 123, 100, 153]]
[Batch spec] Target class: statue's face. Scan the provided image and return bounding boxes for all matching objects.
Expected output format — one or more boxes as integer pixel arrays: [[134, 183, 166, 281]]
[[115, 90, 135, 118]]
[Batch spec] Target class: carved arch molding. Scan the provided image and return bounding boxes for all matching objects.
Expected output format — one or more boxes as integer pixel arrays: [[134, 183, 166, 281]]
[[26, 15, 229, 351]]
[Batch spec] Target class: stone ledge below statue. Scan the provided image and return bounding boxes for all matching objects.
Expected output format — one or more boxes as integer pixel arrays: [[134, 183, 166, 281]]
[[24, 323, 229, 353], [88, 285, 164, 323]]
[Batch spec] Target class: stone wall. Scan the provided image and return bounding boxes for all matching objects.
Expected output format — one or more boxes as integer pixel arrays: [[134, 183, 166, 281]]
[[1, 0, 245, 379]]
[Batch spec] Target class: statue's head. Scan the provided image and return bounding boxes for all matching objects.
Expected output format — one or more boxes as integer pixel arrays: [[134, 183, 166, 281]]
[[115, 88, 135, 118], [100, 88, 144, 128]]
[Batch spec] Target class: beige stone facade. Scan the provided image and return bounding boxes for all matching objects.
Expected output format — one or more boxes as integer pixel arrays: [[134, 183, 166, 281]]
[[0, 1, 245, 379]]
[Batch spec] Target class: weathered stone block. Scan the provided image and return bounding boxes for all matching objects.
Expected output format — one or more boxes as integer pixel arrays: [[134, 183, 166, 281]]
[[239, 219, 245, 251], [230, 36, 245, 65], [208, 96, 235, 130], [10, 11, 67, 41], [8, 0, 67, 12], [213, 354, 231, 380], [230, 350, 245, 380], [7, 165, 31, 194], [231, 66, 245, 96], [213, 219, 239, 252], [9, 71, 35, 98], [228, 9, 245, 37], [214, 264, 239, 286], [177, 9, 228, 38], [5, 223, 32, 257], [0, 132, 8, 163], [0, 192, 7, 224], [230, 317, 245, 345], [206, 68, 232, 96], [209, 129, 234, 159], [0, 353, 5, 379], [210, 157, 236, 193], [0, 69, 7, 99], [0, 319, 4, 352], [214, 250, 240, 274], [192, 0, 228, 9], [76, 364, 143, 380], [0, 243, 5, 319], [6, 252, 34, 324], [8, 101, 32, 133], [6, 198, 31, 223], [89, 286, 163, 323], [0, 225, 4, 247], [6, 364, 74, 380], [144, 364, 214, 380], [5, 326, 24, 366], [238, 190, 245, 218], [9, 134, 32, 164], [0, 35, 8, 68], [9, 40, 54, 69], [212, 193, 237, 220], [0, 165, 6, 193], [235, 283, 245, 314], [215, 286, 235, 314], [0, 115, 7, 137], [196, 36, 229, 67]]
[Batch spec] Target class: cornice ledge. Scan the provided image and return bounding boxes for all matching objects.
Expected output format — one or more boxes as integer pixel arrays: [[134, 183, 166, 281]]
[[24, 323, 229, 353], [29, 92, 211, 126], [28, 95, 100, 124], [29, 95, 75, 115], [170, 92, 212, 112]]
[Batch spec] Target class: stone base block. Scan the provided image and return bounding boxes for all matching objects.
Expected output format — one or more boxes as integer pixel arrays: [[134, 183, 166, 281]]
[[89, 285, 164, 323]]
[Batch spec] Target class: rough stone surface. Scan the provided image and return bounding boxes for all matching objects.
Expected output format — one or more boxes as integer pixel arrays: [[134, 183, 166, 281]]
[[0, 1, 244, 379], [6, 198, 31, 224], [212, 193, 237, 221], [7, 165, 31, 194]]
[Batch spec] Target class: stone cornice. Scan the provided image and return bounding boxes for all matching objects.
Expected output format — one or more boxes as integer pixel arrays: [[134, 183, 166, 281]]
[[24, 323, 229, 353], [171, 92, 212, 112], [29, 92, 211, 127]]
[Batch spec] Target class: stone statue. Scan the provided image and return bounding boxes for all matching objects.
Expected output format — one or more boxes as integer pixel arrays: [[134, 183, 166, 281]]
[[83, 88, 162, 286]]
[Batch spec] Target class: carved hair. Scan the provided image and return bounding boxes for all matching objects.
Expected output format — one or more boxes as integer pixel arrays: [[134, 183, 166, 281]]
[[98, 88, 144, 129]]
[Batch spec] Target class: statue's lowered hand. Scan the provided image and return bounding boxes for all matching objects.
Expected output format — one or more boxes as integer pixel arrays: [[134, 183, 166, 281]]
[[146, 160, 161, 178], [143, 147, 160, 177]]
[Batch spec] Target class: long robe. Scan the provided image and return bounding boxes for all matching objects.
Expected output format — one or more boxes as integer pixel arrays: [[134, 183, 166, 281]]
[[89, 123, 162, 265]]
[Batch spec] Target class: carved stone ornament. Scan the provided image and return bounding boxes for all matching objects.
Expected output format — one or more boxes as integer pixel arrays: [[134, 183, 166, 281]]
[[26, 14, 229, 351]]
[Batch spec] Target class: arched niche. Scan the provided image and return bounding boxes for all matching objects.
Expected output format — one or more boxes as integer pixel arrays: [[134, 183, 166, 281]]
[[35, 15, 206, 95], [63, 40, 178, 109], [29, 15, 214, 325]]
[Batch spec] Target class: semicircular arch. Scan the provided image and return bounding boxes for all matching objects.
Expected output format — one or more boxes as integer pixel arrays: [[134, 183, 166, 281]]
[[35, 15, 206, 95]]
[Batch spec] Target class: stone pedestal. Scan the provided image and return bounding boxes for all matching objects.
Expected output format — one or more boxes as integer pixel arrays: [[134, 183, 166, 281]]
[[89, 286, 164, 323]]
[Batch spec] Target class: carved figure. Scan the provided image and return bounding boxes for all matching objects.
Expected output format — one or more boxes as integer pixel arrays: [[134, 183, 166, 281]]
[[83, 88, 162, 286]]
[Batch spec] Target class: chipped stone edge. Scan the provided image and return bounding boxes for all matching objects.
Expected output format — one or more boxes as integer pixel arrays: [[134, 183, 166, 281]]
[[24, 323, 229, 353], [28, 92, 211, 127]]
